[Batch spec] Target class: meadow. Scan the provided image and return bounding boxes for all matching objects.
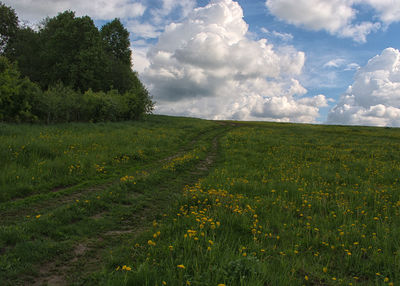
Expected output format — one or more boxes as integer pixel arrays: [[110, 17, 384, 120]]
[[1, 116, 399, 285]]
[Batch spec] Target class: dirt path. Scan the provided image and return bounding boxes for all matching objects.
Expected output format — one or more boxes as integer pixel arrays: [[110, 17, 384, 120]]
[[28, 127, 227, 286], [0, 126, 224, 227]]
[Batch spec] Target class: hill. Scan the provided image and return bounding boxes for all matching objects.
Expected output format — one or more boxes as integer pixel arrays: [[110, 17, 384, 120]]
[[1, 115, 399, 285]]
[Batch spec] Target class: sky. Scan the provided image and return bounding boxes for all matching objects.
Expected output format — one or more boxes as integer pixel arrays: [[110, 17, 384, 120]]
[[4, 0, 400, 126]]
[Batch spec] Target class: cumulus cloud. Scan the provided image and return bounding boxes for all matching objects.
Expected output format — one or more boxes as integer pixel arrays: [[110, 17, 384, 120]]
[[265, 0, 399, 42], [364, 0, 400, 24], [3, 0, 145, 22], [327, 48, 400, 127], [142, 0, 327, 122]]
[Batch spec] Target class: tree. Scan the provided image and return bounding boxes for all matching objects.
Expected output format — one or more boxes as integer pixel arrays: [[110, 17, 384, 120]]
[[100, 19, 135, 93], [5, 27, 41, 83], [0, 6, 154, 122], [101, 19, 131, 65], [0, 1, 19, 54], [38, 11, 106, 91]]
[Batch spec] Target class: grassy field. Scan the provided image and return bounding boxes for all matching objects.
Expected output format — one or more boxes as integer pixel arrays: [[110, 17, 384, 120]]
[[1, 116, 399, 285]]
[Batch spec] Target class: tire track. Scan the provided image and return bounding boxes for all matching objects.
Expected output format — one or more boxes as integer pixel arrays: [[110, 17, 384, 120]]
[[0, 126, 224, 226], [30, 127, 227, 286]]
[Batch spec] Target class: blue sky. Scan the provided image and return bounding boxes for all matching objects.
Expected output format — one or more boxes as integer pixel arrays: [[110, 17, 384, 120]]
[[237, 0, 400, 123], [5, 0, 400, 126]]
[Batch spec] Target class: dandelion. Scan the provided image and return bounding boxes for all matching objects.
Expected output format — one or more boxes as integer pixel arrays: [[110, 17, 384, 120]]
[[122, 265, 132, 271], [305, 275, 309, 281], [36, 214, 41, 219], [177, 264, 185, 269]]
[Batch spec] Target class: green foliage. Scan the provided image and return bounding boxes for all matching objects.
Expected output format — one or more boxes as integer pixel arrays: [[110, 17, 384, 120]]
[[4, 27, 42, 83], [30, 83, 153, 123], [0, 56, 40, 122], [100, 19, 141, 93], [101, 18, 131, 66], [38, 11, 106, 92], [0, 1, 18, 54], [1, 6, 154, 123]]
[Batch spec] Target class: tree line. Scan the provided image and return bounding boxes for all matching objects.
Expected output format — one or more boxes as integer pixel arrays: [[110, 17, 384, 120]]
[[0, 2, 153, 123]]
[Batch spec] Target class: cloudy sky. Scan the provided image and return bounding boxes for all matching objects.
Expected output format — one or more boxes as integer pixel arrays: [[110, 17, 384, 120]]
[[5, 0, 400, 126]]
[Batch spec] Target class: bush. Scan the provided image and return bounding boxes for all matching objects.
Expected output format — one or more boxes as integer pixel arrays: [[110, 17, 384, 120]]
[[0, 56, 40, 122], [29, 83, 153, 124]]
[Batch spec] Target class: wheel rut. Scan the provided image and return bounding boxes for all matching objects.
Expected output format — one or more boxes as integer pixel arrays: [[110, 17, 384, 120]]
[[26, 127, 229, 286], [0, 126, 223, 226]]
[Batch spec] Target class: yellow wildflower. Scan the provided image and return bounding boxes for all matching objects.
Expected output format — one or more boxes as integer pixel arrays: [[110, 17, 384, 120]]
[[122, 265, 132, 271]]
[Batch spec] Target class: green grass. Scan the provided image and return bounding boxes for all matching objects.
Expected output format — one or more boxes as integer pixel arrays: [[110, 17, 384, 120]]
[[0, 115, 217, 202], [1, 117, 400, 285]]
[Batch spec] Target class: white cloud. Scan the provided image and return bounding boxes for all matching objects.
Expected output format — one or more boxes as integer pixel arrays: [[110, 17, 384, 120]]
[[150, 0, 196, 24], [266, 0, 355, 33], [344, 63, 360, 71], [131, 46, 150, 73], [327, 47, 400, 127], [142, 0, 327, 122], [324, 58, 346, 68], [339, 21, 381, 43], [3, 0, 146, 22], [260, 27, 293, 42], [265, 0, 399, 42], [127, 20, 161, 39], [160, 0, 196, 17], [363, 0, 400, 24]]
